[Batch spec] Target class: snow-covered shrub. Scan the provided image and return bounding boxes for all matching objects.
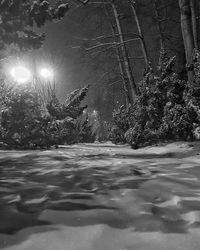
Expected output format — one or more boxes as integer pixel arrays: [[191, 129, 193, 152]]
[[193, 126, 200, 140], [0, 85, 50, 148], [112, 49, 200, 148], [0, 84, 92, 149], [75, 113, 96, 143], [108, 105, 133, 144]]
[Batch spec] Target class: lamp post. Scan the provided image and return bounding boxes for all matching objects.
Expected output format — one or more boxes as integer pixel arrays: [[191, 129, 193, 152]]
[[39, 68, 54, 80], [10, 65, 54, 83], [39, 67, 55, 90], [10, 65, 55, 93], [38, 67, 55, 100], [10, 64, 55, 110]]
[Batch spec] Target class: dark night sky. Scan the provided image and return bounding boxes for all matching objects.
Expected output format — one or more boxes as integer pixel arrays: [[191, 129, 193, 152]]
[[37, 3, 125, 119], [1, 0, 183, 120], [35, 5, 107, 112], [31, 1, 157, 119], [25, 0, 183, 120]]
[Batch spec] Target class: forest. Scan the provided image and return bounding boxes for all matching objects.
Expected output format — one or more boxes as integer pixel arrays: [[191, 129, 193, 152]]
[[2, 1, 200, 249], [0, 0, 200, 149]]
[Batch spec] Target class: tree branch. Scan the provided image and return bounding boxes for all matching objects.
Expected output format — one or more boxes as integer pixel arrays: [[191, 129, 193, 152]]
[[76, 0, 90, 4]]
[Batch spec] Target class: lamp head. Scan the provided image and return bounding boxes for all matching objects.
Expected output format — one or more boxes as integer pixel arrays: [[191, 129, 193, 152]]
[[10, 66, 31, 84], [39, 68, 54, 79]]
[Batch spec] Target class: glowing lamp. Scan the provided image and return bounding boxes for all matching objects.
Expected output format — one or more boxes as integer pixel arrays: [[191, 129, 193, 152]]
[[10, 66, 31, 84], [39, 68, 54, 79]]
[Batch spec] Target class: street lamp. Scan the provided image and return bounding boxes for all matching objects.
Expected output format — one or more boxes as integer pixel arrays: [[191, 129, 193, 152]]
[[9, 65, 55, 99], [39, 68, 54, 80], [38, 67, 55, 98], [10, 65, 31, 84]]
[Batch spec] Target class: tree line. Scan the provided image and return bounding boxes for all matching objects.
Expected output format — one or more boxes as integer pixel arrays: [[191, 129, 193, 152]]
[[77, 0, 200, 106]]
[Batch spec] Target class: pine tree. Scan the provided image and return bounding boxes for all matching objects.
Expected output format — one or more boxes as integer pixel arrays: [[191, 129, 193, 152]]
[[0, 0, 68, 58], [46, 85, 89, 120], [123, 50, 200, 148]]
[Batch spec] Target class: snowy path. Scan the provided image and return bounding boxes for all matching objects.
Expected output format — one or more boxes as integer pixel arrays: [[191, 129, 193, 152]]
[[1, 142, 200, 249]]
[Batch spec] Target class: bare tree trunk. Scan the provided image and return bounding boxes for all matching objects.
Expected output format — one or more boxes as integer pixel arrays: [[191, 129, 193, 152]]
[[153, 0, 165, 50], [111, 2, 137, 103], [111, 22, 132, 106], [190, 0, 198, 48], [103, 2, 132, 106], [179, 0, 195, 81], [129, 0, 149, 66], [198, 0, 200, 46], [114, 40, 132, 106]]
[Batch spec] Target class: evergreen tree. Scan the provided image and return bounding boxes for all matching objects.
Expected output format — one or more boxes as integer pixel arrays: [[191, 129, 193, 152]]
[[0, 0, 68, 58], [46, 85, 89, 120], [0, 84, 92, 149], [111, 50, 200, 148]]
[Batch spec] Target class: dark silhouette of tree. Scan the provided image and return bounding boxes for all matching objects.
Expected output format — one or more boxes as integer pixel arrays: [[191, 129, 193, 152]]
[[0, 0, 68, 59], [178, 0, 200, 80], [179, 0, 195, 80]]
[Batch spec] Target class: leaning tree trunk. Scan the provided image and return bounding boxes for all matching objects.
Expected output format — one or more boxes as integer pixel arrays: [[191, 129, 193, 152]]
[[198, 0, 200, 46], [111, 26, 132, 106], [103, 0, 132, 106], [104, 3, 132, 106], [179, 0, 195, 81], [190, 0, 198, 48], [129, 0, 149, 66], [111, 2, 138, 103], [153, 0, 165, 50]]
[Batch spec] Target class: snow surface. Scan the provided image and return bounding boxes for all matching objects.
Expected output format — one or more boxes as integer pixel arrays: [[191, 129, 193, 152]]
[[1, 142, 200, 250]]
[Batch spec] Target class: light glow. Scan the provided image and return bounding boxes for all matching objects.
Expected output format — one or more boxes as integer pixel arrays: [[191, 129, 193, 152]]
[[10, 66, 31, 84], [39, 68, 54, 79]]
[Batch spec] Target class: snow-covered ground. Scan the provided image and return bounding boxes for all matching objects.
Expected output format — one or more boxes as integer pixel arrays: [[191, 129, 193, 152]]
[[1, 142, 200, 250]]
